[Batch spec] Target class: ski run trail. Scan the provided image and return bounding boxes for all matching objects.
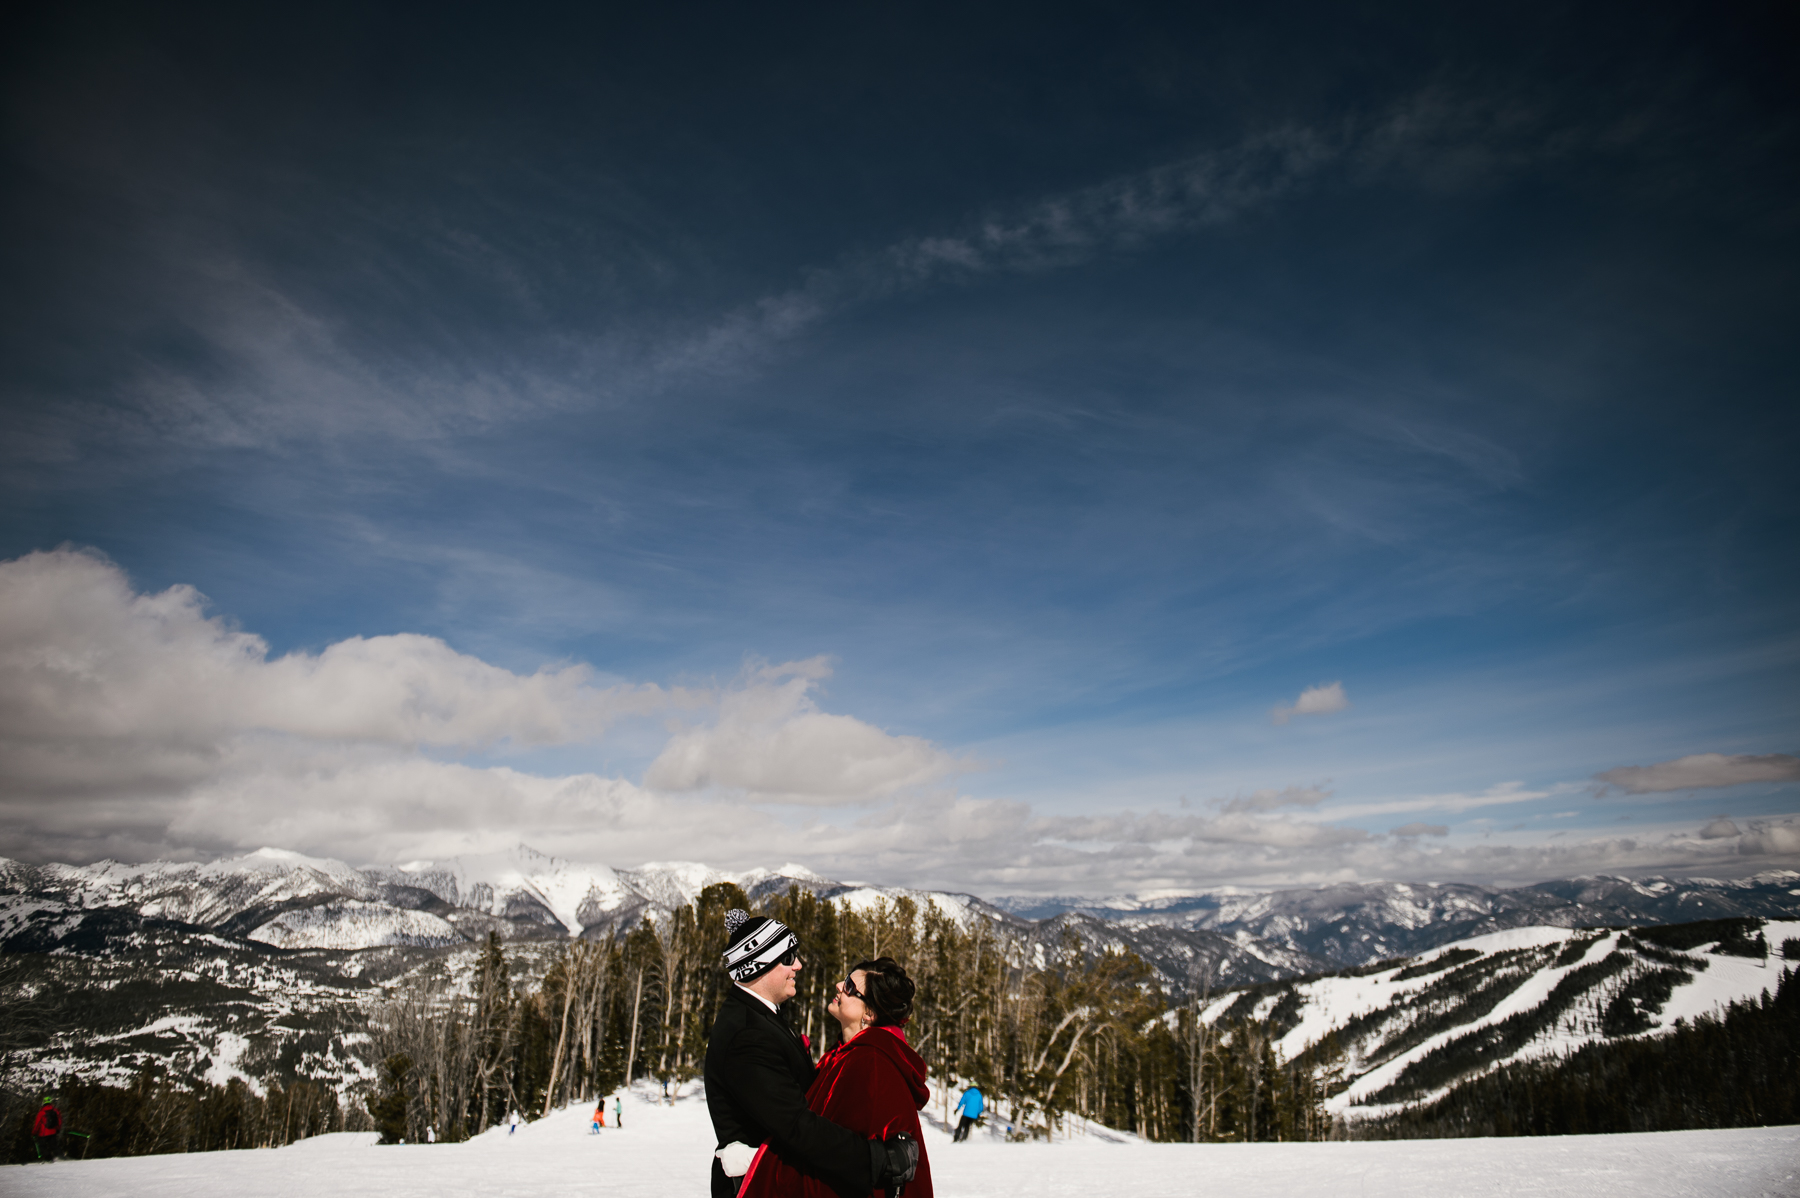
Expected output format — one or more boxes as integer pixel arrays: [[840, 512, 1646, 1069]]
[[10, 1079, 1797, 1198]]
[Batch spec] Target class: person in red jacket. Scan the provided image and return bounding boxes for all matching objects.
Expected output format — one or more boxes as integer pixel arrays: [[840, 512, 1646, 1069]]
[[739, 957, 932, 1198], [33, 1096, 62, 1162]]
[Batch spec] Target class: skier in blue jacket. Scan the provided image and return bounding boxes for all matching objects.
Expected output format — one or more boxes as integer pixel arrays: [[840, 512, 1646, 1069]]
[[952, 1085, 983, 1142]]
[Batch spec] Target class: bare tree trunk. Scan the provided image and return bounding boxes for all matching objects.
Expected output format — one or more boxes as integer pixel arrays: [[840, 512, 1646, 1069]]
[[542, 954, 578, 1118], [1188, 965, 1213, 1143], [625, 967, 645, 1087]]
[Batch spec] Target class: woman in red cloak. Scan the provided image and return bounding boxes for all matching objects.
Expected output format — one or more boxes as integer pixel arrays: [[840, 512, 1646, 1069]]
[[738, 956, 934, 1198]]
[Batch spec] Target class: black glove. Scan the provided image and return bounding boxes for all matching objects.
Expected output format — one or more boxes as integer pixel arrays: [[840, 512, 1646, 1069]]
[[869, 1132, 919, 1196]]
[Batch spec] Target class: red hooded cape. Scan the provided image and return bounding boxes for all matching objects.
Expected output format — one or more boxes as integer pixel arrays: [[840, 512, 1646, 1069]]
[[738, 1025, 934, 1198]]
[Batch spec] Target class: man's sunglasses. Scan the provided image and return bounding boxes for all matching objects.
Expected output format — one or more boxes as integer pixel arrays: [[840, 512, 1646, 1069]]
[[774, 947, 801, 968]]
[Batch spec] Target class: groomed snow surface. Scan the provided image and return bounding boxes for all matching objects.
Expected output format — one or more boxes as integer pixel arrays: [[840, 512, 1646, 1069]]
[[10, 1080, 1797, 1198]]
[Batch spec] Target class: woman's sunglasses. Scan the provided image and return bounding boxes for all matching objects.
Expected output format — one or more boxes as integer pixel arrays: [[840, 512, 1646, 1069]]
[[839, 973, 864, 1000]]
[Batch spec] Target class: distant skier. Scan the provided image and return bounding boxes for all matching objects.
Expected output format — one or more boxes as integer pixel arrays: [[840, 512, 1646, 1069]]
[[426, 1124, 436, 1143], [508, 1109, 520, 1136], [33, 1095, 62, 1162], [592, 1102, 604, 1134], [614, 1095, 623, 1128], [952, 1084, 983, 1142]]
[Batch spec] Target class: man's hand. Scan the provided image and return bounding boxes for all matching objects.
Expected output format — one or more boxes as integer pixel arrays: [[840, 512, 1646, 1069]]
[[869, 1132, 919, 1194], [715, 1141, 758, 1178]]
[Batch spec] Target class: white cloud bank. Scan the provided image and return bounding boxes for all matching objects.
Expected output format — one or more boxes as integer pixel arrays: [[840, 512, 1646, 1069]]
[[0, 549, 956, 863], [644, 659, 966, 803], [1271, 681, 1349, 725], [2, 549, 1796, 890], [1594, 753, 1800, 794], [0, 547, 678, 790]]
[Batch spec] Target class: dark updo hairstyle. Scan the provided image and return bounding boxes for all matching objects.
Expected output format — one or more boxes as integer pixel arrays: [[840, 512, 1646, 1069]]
[[850, 956, 916, 1027]]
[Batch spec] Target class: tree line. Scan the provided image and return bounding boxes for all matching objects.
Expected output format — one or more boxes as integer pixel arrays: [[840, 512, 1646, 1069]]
[[3, 1072, 342, 1165], [7, 882, 1336, 1161], [362, 883, 1331, 1145]]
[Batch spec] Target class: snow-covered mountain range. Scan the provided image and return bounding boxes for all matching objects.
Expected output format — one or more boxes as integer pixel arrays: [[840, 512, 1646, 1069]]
[[995, 870, 1800, 966], [0, 844, 1317, 1096], [6, 846, 1798, 979], [0, 845, 1319, 992], [8, 845, 1798, 1010], [0, 845, 843, 951]]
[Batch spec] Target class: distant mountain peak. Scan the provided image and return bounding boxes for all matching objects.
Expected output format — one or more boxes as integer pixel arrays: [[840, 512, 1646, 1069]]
[[9, 847, 1799, 983]]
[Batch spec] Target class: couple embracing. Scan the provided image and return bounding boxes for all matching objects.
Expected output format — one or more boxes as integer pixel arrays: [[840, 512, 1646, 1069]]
[[705, 909, 932, 1198]]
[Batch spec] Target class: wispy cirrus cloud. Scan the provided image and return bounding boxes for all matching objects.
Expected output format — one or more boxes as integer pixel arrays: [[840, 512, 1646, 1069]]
[[18, 91, 1593, 462], [1212, 785, 1331, 814], [1312, 781, 1558, 821], [1594, 752, 1800, 795]]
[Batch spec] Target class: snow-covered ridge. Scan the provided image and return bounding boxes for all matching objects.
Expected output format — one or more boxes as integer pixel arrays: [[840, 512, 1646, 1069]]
[[1191, 918, 1800, 1119], [997, 870, 1800, 965], [0, 846, 1320, 990], [367, 845, 635, 934], [0, 844, 1002, 954], [8, 846, 1799, 971], [249, 900, 465, 949], [47, 846, 380, 926]]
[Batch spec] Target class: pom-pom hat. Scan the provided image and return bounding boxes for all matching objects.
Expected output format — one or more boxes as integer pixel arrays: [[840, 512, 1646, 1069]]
[[723, 908, 800, 983]]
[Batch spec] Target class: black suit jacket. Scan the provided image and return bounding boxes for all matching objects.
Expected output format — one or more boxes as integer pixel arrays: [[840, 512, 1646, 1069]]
[[704, 985, 873, 1197]]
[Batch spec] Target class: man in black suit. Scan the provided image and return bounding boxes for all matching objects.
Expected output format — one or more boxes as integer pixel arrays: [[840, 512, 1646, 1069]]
[[705, 909, 913, 1198]]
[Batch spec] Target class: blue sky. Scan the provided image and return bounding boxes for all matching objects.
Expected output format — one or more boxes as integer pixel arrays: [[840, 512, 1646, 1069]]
[[1, 2, 1795, 891]]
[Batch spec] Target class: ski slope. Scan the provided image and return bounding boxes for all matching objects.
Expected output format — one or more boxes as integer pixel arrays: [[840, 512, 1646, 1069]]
[[9, 1080, 1797, 1198], [1191, 920, 1800, 1117]]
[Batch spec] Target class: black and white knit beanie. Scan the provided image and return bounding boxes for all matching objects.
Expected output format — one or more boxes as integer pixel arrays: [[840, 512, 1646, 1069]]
[[722, 908, 799, 984]]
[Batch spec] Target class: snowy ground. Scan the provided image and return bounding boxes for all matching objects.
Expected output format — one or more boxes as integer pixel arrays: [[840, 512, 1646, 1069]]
[[10, 1081, 1798, 1198]]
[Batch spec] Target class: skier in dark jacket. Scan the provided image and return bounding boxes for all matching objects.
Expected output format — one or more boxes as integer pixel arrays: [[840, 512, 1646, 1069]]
[[703, 909, 916, 1198], [33, 1096, 62, 1162]]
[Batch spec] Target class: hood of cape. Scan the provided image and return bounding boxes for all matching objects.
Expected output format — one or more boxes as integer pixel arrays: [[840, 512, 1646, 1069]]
[[849, 1025, 929, 1107]]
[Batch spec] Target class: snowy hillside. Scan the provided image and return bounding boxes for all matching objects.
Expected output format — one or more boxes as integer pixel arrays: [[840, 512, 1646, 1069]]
[[6, 1079, 1797, 1198], [1192, 917, 1800, 1117], [248, 900, 465, 949]]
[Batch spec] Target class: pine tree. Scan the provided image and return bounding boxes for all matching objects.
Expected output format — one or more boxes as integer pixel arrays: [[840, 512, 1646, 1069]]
[[368, 1054, 412, 1144]]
